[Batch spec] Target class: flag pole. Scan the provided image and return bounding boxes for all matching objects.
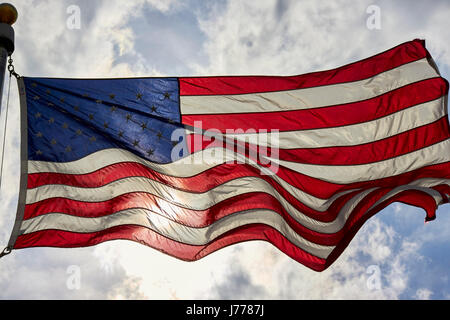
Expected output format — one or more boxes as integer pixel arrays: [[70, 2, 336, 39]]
[[0, 3, 17, 259], [0, 3, 17, 111]]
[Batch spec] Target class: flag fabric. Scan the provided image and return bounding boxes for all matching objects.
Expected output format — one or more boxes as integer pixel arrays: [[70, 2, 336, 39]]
[[6, 39, 450, 271]]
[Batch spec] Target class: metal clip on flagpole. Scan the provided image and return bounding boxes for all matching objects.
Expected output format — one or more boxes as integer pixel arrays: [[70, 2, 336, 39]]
[[0, 3, 17, 260]]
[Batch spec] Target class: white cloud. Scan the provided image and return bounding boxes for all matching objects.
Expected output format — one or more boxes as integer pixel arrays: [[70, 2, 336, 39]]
[[0, 246, 146, 299], [200, 217, 418, 300], [414, 288, 433, 300], [194, 0, 371, 75], [12, 0, 180, 78]]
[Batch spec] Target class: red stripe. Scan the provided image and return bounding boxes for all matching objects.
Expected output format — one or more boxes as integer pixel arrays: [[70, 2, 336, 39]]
[[13, 224, 327, 272], [27, 161, 229, 190], [181, 78, 447, 130], [179, 39, 427, 96], [186, 118, 450, 165]]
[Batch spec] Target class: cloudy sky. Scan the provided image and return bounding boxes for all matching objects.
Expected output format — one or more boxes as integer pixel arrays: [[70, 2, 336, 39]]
[[0, 0, 449, 299]]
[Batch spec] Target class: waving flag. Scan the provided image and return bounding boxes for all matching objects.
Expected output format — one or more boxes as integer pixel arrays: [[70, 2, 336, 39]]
[[6, 39, 450, 271]]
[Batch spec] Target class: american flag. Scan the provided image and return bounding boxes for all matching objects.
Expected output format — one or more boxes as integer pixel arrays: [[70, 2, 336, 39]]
[[7, 39, 450, 271]]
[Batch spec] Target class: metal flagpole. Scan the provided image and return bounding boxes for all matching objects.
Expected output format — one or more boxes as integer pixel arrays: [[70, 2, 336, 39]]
[[0, 3, 16, 110], [0, 3, 17, 259]]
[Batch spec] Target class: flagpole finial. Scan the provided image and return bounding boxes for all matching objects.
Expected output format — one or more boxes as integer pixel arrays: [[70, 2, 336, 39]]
[[0, 3, 17, 25], [0, 3, 16, 56]]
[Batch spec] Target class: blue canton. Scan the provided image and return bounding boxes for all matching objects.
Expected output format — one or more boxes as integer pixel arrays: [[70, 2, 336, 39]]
[[24, 77, 187, 164]]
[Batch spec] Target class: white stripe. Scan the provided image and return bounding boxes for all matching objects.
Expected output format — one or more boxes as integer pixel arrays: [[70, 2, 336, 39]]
[[19, 208, 335, 259], [271, 139, 450, 184], [28, 148, 245, 176], [180, 58, 438, 115], [25, 173, 450, 234], [186, 97, 446, 149]]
